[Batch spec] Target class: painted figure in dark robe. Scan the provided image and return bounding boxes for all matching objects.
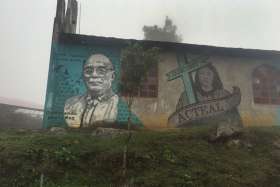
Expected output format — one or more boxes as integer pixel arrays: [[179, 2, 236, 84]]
[[175, 64, 243, 130]]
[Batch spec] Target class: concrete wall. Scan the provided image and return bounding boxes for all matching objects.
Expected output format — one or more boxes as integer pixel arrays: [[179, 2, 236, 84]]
[[132, 52, 280, 128], [43, 40, 280, 129], [211, 55, 280, 127]]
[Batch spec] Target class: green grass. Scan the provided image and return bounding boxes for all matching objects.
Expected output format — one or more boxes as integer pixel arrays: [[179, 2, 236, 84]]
[[0, 126, 280, 187]]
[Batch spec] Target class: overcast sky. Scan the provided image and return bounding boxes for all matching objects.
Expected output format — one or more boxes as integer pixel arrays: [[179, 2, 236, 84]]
[[0, 0, 280, 107]]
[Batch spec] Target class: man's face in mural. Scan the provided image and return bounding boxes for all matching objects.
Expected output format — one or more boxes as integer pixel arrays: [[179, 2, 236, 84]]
[[197, 67, 214, 92], [83, 54, 115, 96]]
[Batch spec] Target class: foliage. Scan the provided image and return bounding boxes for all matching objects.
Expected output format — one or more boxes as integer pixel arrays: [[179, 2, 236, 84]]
[[120, 42, 160, 98], [0, 127, 280, 186], [143, 16, 183, 42], [120, 42, 160, 178]]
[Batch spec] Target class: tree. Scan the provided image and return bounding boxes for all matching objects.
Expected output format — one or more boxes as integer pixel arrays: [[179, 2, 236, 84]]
[[120, 42, 160, 177], [143, 16, 183, 43]]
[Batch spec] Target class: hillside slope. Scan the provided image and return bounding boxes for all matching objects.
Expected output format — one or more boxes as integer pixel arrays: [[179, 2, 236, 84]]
[[0, 103, 42, 129], [0, 127, 280, 186]]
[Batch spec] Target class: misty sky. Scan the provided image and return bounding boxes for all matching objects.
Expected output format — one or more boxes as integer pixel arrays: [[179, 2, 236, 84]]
[[0, 0, 280, 107]]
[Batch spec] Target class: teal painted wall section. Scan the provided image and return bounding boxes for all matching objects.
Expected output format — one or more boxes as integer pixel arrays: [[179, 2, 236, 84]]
[[43, 42, 142, 128]]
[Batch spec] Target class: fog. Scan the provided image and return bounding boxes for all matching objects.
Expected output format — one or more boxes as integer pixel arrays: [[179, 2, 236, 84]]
[[0, 0, 279, 107]]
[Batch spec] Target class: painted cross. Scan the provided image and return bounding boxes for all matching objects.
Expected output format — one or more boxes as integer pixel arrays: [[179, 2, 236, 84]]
[[166, 53, 209, 104]]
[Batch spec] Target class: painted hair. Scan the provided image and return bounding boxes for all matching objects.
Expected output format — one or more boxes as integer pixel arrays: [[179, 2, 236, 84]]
[[83, 53, 114, 71], [193, 64, 223, 96]]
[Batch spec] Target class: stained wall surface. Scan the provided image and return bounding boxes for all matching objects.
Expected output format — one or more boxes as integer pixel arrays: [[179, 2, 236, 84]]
[[43, 35, 280, 129]]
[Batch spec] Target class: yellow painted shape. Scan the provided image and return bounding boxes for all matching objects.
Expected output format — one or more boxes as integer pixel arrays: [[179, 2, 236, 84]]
[[139, 114, 169, 129], [138, 111, 278, 129], [241, 112, 277, 127]]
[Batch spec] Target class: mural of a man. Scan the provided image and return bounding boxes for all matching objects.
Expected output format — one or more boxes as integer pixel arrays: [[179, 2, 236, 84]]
[[64, 54, 119, 128]]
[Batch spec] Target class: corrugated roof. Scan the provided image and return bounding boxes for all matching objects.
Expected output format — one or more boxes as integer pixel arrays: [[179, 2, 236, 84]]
[[58, 33, 280, 59]]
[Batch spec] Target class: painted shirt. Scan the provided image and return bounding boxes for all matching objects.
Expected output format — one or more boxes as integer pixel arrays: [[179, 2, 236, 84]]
[[64, 93, 118, 128]]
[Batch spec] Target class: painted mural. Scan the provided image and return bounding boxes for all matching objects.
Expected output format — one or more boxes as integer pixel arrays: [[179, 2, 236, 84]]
[[167, 54, 243, 128], [64, 54, 119, 127], [44, 38, 280, 129], [253, 64, 280, 105], [43, 44, 141, 129]]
